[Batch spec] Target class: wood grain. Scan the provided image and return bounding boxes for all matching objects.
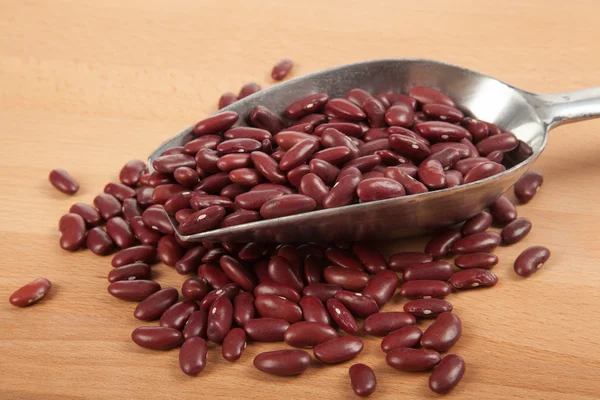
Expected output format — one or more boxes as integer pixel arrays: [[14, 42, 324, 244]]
[[1, 0, 600, 399]]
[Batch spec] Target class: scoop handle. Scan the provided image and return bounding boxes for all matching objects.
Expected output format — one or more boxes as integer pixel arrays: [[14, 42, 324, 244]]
[[530, 86, 600, 129]]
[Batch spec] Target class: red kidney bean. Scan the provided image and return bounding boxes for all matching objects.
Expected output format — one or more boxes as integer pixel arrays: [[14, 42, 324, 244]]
[[449, 268, 498, 289], [58, 213, 86, 251], [476, 132, 518, 155], [220, 209, 260, 228], [302, 283, 342, 302], [299, 113, 328, 126], [105, 217, 135, 248], [313, 335, 363, 364], [445, 169, 463, 188], [348, 364, 377, 397], [108, 280, 161, 301], [221, 327, 246, 362], [389, 252, 433, 271], [336, 166, 363, 181], [152, 184, 186, 205], [136, 186, 155, 207], [259, 194, 316, 219], [462, 117, 489, 142], [238, 82, 261, 99], [189, 194, 233, 211], [70, 203, 101, 226], [400, 280, 452, 299], [181, 277, 209, 301], [453, 231, 501, 254], [424, 148, 462, 171], [255, 294, 302, 323], [217, 138, 262, 155], [237, 242, 268, 262], [356, 177, 405, 202], [152, 154, 196, 175], [430, 142, 470, 159], [363, 312, 416, 336], [183, 310, 208, 340], [324, 98, 366, 120], [184, 135, 222, 154], [384, 93, 418, 108], [501, 218, 532, 245], [388, 134, 431, 163], [285, 93, 329, 119], [254, 349, 311, 376], [298, 243, 325, 259], [321, 128, 360, 157], [254, 283, 300, 303], [275, 131, 316, 150], [249, 106, 284, 135], [323, 266, 369, 291], [299, 295, 332, 326], [429, 354, 466, 394], [131, 326, 182, 350], [196, 263, 231, 289], [490, 195, 517, 225], [418, 159, 446, 190], [334, 290, 379, 318], [414, 121, 469, 142], [219, 256, 255, 291], [286, 164, 310, 187], [216, 154, 252, 172], [409, 86, 456, 107], [267, 256, 303, 292], [463, 161, 506, 184], [364, 128, 390, 142], [403, 261, 453, 282], [421, 312, 462, 353], [403, 298, 453, 318], [514, 246, 551, 277], [179, 206, 226, 235], [388, 126, 430, 146], [174, 246, 207, 275], [119, 160, 146, 186], [9, 278, 52, 307], [133, 287, 178, 321], [381, 326, 423, 352], [309, 159, 339, 185], [376, 150, 409, 166], [359, 271, 397, 308], [244, 318, 289, 342], [312, 146, 353, 166], [140, 171, 174, 187], [86, 226, 114, 255], [140, 206, 173, 236], [461, 211, 493, 236], [122, 198, 143, 222], [224, 127, 273, 143], [218, 92, 237, 109], [486, 150, 503, 164], [351, 243, 387, 274], [108, 262, 150, 283], [194, 111, 238, 136], [386, 347, 441, 372], [285, 321, 338, 348], [514, 171, 543, 203], [172, 167, 199, 187], [111, 245, 157, 267], [220, 183, 247, 199], [314, 122, 363, 138], [425, 230, 462, 259], [94, 193, 121, 220], [287, 122, 314, 133], [345, 88, 373, 107], [362, 97, 387, 128], [49, 169, 79, 194], [195, 148, 220, 175], [160, 300, 198, 330], [206, 295, 233, 343], [326, 298, 359, 334], [422, 103, 464, 123], [454, 157, 488, 175], [322, 174, 361, 209], [229, 167, 264, 186], [455, 253, 498, 269], [363, 171, 384, 180], [298, 173, 329, 206], [155, 236, 183, 267], [178, 336, 208, 375], [194, 172, 232, 194], [384, 103, 414, 128], [231, 292, 255, 327]]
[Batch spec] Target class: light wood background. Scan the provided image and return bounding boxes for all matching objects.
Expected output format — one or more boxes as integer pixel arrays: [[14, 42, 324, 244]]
[[1, 0, 600, 399]]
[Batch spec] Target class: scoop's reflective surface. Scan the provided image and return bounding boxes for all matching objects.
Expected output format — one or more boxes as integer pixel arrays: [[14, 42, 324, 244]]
[[148, 59, 600, 243]]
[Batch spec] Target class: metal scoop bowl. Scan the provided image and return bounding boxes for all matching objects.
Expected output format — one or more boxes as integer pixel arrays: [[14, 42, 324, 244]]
[[148, 59, 600, 243]]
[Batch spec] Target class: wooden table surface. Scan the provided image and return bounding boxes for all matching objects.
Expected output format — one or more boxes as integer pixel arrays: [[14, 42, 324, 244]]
[[2, 0, 600, 399]]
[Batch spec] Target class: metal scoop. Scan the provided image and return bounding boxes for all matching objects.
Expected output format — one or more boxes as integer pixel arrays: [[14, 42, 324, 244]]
[[148, 59, 600, 243]]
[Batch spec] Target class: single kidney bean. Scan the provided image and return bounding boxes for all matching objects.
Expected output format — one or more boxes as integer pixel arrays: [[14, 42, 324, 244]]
[[160, 300, 199, 330], [422, 103, 464, 123], [476, 132, 518, 155], [122, 198, 143, 222], [173, 167, 200, 187], [58, 213, 86, 251], [302, 283, 342, 302], [286, 164, 311, 188], [386, 347, 442, 372], [217, 138, 262, 155], [201, 247, 228, 264], [179, 206, 226, 235], [279, 139, 320, 172], [462, 117, 489, 142], [238, 242, 268, 261], [156, 236, 184, 267], [429, 354, 466, 394], [324, 98, 366, 120], [421, 312, 462, 353], [501, 218, 532, 245], [119, 160, 146, 186], [254, 349, 311, 376], [94, 194, 121, 220], [111, 245, 157, 267], [131, 326, 182, 350], [364, 312, 416, 336], [326, 298, 360, 334], [299, 173, 329, 206], [183, 309, 208, 340], [189, 194, 233, 211], [244, 318, 289, 341], [361, 270, 398, 307], [309, 159, 340, 185], [463, 161, 506, 184], [130, 216, 162, 246], [315, 122, 363, 138], [400, 280, 452, 299], [346, 88, 373, 107], [249, 106, 284, 134], [454, 157, 489, 175], [195, 148, 220, 175], [260, 194, 316, 219], [334, 290, 379, 318], [325, 247, 363, 270], [197, 263, 232, 289], [381, 326, 423, 352], [514, 171, 543, 203], [486, 150, 504, 164], [299, 113, 327, 126], [222, 328, 247, 362], [403, 261, 453, 282], [152, 184, 187, 204], [363, 128, 389, 142], [349, 364, 377, 397], [108, 262, 150, 283], [238, 82, 261, 99], [175, 246, 207, 275], [356, 177, 405, 202], [455, 253, 498, 269], [49, 169, 79, 194], [453, 231, 501, 254], [105, 217, 135, 248], [184, 135, 222, 154], [388, 134, 431, 163], [133, 287, 179, 321], [403, 299, 453, 318], [216, 153, 252, 172], [336, 166, 363, 181], [322, 174, 361, 209], [389, 252, 433, 271], [70, 203, 102, 226], [274, 131, 316, 150], [409, 86, 456, 107], [195, 172, 233, 194], [430, 142, 471, 159], [414, 121, 469, 142], [140, 171, 174, 187], [86, 226, 114, 255], [194, 111, 238, 136], [9, 278, 52, 307], [363, 97, 387, 128], [152, 154, 196, 175], [218, 92, 237, 109], [313, 146, 354, 166], [219, 255, 256, 292], [229, 168, 264, 186], [363, 171, 384, 179], [181, 277, 209, 301], [351, 243, 387, 274], [425, 230, 462, 259], [490, 195, 517, 225], [424, 148, 462, 171], [388, 126, 430, 146], [377, 150, 410, 167], [449, 268, 498, 289], [514, 246, 551, 277], [324, 266, 370, 291], [136, 186, 155, 207], [220, 183, 247, 199], [418, 159, 447, 190], [321, 128, 361, 158], [179, 336, 208, 375], [206, 295, 233, 344], [267, 256, 303, 292], [108, 280, 161, 301], [220, 209, 260, 228], [381, 93, 417, 108], [298, 243, 325, 259], [255, 294, 302, 323], [285, 321, 339, 348], [313, 336, 364, 364], [299, 295, 332, 326], [232, 292, 255, 327], [285, 93, 329, 119], [384, 102, 415, 127], [445, 170, 463, 188], [461, 211, 493, 236], [254, 283, 300, 303]]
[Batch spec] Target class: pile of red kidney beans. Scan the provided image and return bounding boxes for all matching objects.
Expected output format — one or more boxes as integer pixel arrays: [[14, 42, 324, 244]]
[[10, 59, 552, 397]]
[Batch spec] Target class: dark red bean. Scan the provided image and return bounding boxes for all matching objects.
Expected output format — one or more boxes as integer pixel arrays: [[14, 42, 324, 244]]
[[196, 263, 231, 289], [409, 86, 455, 107], [400, 280, 452, 299], [463, 161, 506, 184], [376, 149, 410, 166], [275, 131, 317, 150], [155, 236, 183, 267], [429, 354, 466, 394], [178, 336, 208, 375], [422, 103, 464, 123], [324, 98, 366, 120], [267, 256, 303, 292], [136, 186, 155, 207], [359, 271, 397, 309], [462, 211, 493, 236], [421, 312, 462, 353], [69, 203, 101, 226], [195, 148, 220, 175], [389, 252, 433, 272], [351, 243, 387, 274], [388, 134, 431, 163], [414, 121, 468, 142], [260, 194, 316, 219], [302, 283, 342, 302], [418, 159, 446, 190], [490, 195, 517, 225], [455, 253, 498, 269], [194, 111, 238, 136], [218, 92, 237, 109], [383, 93, 418, 109], [254, 349, 311, 376], [476, 132, 518, 155], [454, 157, 488, 176], [348, 364, 377, 397], [444, 170, 463, 188], [131, 326, 182, 350], [486, 150, 503, 164], [299, 295, 331, 325], [462, 118, 489, 142], [286, 164, 311, 188], [189, 194, 233, 211], [321, 128, 360, 158], [514, 246, 551, 277], [313, 336, 364, 364], [111, 245, 157, 267], [334, 290, 379, 318], [403, 261, 453, 282], [322, 174, 361, 209], [49, 169, 79, 195], [362, 97, 387, 128], [152, 154, 196, 175], [108, 280, 161, 301], [174, 246, 207, 275], [254, 283, 300, 303], [388, 126, 430, 146], [219, 255, 255, 292], [152, 184, 187, 206], [403, 299, 453, 318], [220, 209, 260, 228], [172, 167, 199, 188], [315, 122, 364, 138], [255, 294, 302, 323], [216, 154, 251, 172], [217, 138, 262, 155], [130, 216, 162, 246], [364, 128, 390, 142], [179, 206, 226, 235], [122, 198, 143, 222], [231, 292, 255, 327], [386, 347, 441, 372], [285, 93, 329, 119], [280, 139, 321, 172], [244, 318, 289, 342], [425, 230, 462, 259], [181, 277, 209, 301], [312, 146, 354, 166], [381, 326, 423, 352], [119, 160, 146, 186], [206, 295, 233, 343], [105, 217, 135, 248], [183, 310, 208, 340], [298, 113, 328, 127], [160, 300, 198, 330], [9, 278, 52, 307], [323, 266, 369, 291], [86, 226, 114, 255], [514, 171, 543, 203], [194, 172, 232, 194], [220, 183, 247, 199], [238, 82, 261, 99], [356, 177, 405, 202], [237, 242, 268, 262], [140, 171, 174, 188], [309, 159, 339, 185], [285, 321, 339, 348], [385, 103, 415, 127], [229, 167, 264, 187], [383, 166, 427, 195], [336, 166, 362, 181], [363, 312, 416, 336], [424, 148, 462, 171], [298, 173, 329, 206], [453, 231, 501, 254], [94, 193, 121, 220], [247, 107, 283, 136], [501, 218, 532, 245], [430, 142, 470, 159], [58, 213, 86, 251], [271, 58, 294, 81], [345, 88, 373, 107], [133, 287, 178, 321], [184, 135, 222, 154], [326, 298, 359, 334], [221, 328, 246, 362], [224, 127, 273, 143], [108, 262, 150, 283], [449, 268, 498, 289]]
